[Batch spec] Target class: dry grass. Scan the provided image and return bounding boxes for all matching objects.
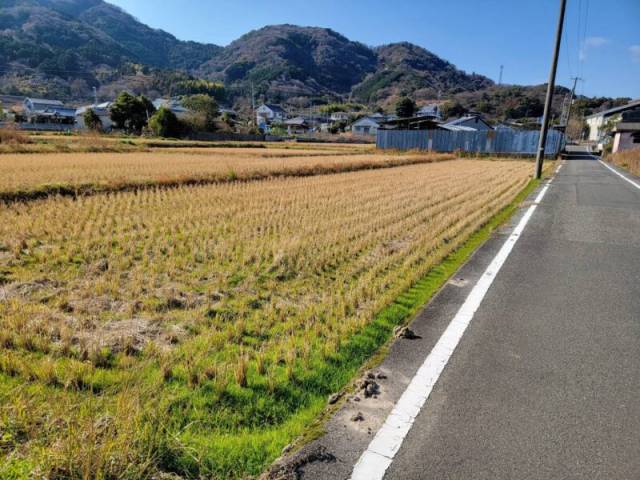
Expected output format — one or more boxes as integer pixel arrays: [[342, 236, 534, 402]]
[[0, 149, 452, 201], [610, 148, 640, 176], [0, 127, 31, 145], [0, 159, 532, 478]]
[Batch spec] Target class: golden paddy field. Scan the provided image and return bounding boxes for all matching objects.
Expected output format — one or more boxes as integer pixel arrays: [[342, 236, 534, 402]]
[[0, 150, 534, 478]]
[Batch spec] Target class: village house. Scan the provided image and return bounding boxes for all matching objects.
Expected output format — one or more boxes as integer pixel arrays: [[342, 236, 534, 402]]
[[330, 111, 351, 122], [153, 98, 191, 119], [23, 98, 76, 125], [611, 107, 640, 153], [443, 114, 493, 131], [75, 102, 113, 131], [585, 99, 640, 143], [351, 116, 382, 136], [256, 103, 287, 128], [284, 116, 310, 135]]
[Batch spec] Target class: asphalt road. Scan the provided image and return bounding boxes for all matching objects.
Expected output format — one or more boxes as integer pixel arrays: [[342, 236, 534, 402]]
[[384, 155, 640, 479]]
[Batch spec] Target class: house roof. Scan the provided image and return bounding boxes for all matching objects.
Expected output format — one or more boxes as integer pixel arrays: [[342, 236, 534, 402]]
[[285, 116, 308, 126], [440, 124, 477, 132], [352, 117, 381, 127], [585, 99, 640, 120], [261, 103, 286, 114], [444, 115, 492, 130], [26, 98, 64, 106], [76, 102, 113, 115], [153, 98, 190, 114]]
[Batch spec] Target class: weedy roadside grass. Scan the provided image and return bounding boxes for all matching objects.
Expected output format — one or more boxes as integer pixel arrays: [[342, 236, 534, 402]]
[[0, 159, 533, 478], [609, 148, 640, 176]]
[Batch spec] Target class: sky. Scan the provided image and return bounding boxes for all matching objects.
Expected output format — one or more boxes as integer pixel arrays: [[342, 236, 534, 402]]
[[108, 0, 640, 99]]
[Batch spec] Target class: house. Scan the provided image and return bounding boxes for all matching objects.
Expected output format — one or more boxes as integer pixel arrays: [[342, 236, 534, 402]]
[[330, 111, 350, 122], [75, 102, 113, 131], [585, 99, 640, 142], [611, 108, 640, 153], [23, 98, 76, 125], [417, 103, 443, 120], [153, 98, 191, 119], [443, 114, 493, 131], [284, 116, 310, 135], [256, 104, 287, 128], [352, 116, 382, 136]]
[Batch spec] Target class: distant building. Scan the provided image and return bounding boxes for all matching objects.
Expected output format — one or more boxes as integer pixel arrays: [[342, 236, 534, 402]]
[[284, 116, 310, 135], [352, 116, 382, 136], [23, 98, 75, 125], [256, 104, 287, 128], [330, 111, 351, 122], [611, 108, 640, 153], [585, 99, 640, 142], [417, 103, 443, 120], [153, 98, 191, 119], [75, 102, 113, 131], [443, 114, 493, 131]]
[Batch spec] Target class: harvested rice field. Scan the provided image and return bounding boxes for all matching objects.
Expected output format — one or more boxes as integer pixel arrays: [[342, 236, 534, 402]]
[[0, 157, 534, 478], [0, 149, 451, 201]]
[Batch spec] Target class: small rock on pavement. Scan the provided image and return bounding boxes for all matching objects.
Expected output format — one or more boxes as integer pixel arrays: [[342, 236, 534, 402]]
[[328, 392, 342, 405], [393, 326, 421, 339], [351, 412, 365, 422]]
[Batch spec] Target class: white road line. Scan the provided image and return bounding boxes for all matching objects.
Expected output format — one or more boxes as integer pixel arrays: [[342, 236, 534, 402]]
[[599, 160, 640, 190], [350, 181, 552, 480]]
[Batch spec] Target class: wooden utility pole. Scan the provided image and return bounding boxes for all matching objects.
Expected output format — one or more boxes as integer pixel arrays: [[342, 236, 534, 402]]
[[564, 76, 583, 138], [535, 0, 567, 179]]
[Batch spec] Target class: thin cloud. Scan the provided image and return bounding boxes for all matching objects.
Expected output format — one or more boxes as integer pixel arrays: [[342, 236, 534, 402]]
[[630, 45, 640, 63], [579, 36, 610, 61]]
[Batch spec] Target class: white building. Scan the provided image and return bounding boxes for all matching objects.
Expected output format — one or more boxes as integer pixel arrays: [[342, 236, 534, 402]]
[[330, 111, 351, 122], [256, 104, 287, 128], [351, 116, 382, 136], [75, 102, 113, 131], [585, 99, 640, 142], [611, 108, 640, 153], [23, 98, 76, 125]]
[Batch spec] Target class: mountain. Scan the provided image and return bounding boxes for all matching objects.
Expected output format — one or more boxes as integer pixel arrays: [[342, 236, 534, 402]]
[[197, 25, 378, 102], [0, 0, 221, 99], [0, 1, 494, 107], [353, 42, 493, 105]]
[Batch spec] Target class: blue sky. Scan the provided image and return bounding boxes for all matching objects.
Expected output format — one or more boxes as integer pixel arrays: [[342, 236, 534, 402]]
[[109, 0, 640, 99]]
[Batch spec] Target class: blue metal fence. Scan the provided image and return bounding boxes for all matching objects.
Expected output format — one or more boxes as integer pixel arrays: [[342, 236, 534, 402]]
[[376, 129, 564, 156]]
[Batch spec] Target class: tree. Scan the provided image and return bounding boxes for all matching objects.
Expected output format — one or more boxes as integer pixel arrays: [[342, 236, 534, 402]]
[[110, 92, 155, 133], [441, 101, 467, 119], [83, 108, 102, 131], [395, 97, 416, 118], [148, 107, 181, 138], [182, 94, 219, 132]]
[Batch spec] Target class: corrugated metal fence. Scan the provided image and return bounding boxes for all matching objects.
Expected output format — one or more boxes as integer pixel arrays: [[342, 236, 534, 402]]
[[376, 129, 564, 156]]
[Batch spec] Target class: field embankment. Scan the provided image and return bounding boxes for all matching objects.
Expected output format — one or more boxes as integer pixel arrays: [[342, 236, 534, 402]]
[[609, 148, 640, 176], [0, 159, 532, 478], [0, 149, 451, 202]]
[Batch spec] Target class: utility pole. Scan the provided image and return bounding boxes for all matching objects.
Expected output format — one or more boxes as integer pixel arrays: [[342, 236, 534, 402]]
[[250, 81, 256, 126], [93, 86, 98, 106], [535, 0, 567, 180], [498, 65, 504, 85], [564, 76, 582, 138]]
